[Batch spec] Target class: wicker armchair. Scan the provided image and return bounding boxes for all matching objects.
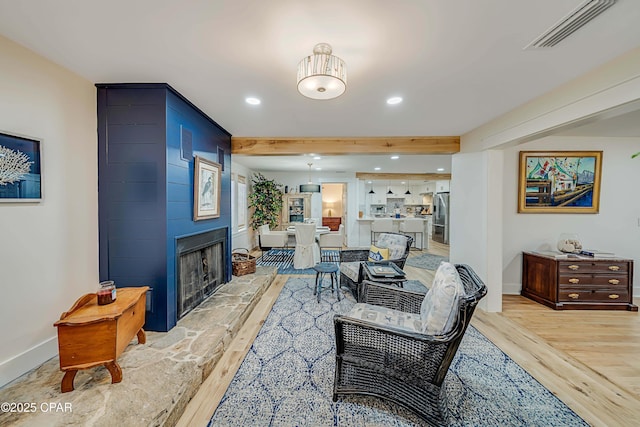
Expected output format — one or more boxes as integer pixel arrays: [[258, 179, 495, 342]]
[[339, 232, 413, 300], [333, 264, 487, 426]]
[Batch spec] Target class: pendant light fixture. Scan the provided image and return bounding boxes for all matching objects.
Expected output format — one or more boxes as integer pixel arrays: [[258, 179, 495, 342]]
[[299, 163, 321, 193], [297, 43, 347, 100], [387, 181, 393, 195], [404, 181, 411, 195], [368, 181, 375, 194]]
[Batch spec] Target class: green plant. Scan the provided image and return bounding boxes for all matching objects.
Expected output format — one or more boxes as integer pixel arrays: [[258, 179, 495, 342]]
[[248, 173, 283, 230], [633, 152, 639, 159]]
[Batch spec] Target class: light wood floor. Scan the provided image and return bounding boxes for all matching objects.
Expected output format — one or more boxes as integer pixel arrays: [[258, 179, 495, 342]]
[[179, 240, 640, 427]]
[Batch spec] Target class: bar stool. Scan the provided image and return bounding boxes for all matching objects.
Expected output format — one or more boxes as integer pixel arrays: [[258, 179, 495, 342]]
[[313, 262, 340, 303], [370, 218, 393, 245], [399, 218, 424, 250]]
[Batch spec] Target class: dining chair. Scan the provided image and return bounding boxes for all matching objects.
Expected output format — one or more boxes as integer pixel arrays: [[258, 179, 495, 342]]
[[399, 218, 424, 250], [293, 222, 321, 269], [370, 218, 393, 245], [318, 224, 344, 261], [258, 224, 288, 261]]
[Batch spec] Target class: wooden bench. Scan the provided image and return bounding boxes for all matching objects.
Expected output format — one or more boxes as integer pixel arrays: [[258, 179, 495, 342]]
[[53, 286, 149, 392]]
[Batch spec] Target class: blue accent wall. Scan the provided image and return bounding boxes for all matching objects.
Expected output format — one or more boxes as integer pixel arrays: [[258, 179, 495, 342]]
[[97, 83, 231, 332]]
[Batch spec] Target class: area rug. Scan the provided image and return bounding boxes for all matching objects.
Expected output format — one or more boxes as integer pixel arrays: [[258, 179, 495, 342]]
[[257, 249, 339, 274], [209, 277, 587, 427], [405, 252, 449, 270]]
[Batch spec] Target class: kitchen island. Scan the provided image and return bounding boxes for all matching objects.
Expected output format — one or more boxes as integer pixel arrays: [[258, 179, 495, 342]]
[[356, 216, 432, 249]]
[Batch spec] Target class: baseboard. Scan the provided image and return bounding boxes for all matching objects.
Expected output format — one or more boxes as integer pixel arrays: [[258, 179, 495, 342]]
[[502, 282, 521, 295], [0, 336, 58, 388]]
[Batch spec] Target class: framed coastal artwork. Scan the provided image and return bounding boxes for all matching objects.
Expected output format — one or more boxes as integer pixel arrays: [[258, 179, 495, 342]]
[[518, 151, 602, 213], [0, 131, 42, 202], [193, 156, 221, 221]]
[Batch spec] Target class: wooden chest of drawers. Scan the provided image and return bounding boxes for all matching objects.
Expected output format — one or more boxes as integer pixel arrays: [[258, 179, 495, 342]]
[[322, 217, 342, 231], [522, 252, 637, 311]]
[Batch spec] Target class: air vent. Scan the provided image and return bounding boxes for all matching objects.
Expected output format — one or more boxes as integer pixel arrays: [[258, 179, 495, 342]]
[[524, 0, 616, 49]]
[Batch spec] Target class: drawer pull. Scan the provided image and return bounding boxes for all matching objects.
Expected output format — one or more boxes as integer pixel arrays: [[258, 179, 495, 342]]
[[609, 294, 620, 299], [608, 266, 620, 271], [568, 265, 579, 270], [568, 278, 580, 284], [567, 293, 579, 299], [608, 279, 620, 285]]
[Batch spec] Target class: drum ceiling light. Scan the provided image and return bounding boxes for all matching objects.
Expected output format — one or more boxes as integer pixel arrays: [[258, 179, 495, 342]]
[[300, 162, 321, 193], [297, 43, 347, 100]]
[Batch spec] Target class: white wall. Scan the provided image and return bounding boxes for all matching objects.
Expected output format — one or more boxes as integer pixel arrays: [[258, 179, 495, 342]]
[[502, 136, 640, 294], [455, 46, 640, 311], [0, 36, 98, 386]]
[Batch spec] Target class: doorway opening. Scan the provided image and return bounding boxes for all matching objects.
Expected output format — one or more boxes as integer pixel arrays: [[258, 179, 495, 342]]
[[321, 183, 346, 239]]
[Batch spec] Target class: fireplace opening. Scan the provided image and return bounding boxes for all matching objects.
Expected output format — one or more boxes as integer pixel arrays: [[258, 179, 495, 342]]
[[177, 228, 227, 319]]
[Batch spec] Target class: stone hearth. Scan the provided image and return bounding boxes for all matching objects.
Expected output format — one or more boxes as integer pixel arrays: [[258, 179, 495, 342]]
[[0, 267, 276, 427]]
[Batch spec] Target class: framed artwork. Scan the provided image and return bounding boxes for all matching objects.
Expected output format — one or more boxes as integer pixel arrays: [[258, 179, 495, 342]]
[[518, 151, 602, 213], [193, 156, 221, 220], [0, 131, 42, 202]]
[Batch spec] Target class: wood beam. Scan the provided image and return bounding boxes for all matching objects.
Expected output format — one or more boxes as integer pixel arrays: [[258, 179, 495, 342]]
[[231, 136, 459, 155], [356, 172, 451, 181]]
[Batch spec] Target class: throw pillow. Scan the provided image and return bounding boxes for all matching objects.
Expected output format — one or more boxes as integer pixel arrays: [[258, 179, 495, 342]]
[[368, 245, 389, 262], [420, 262, 465, 335]]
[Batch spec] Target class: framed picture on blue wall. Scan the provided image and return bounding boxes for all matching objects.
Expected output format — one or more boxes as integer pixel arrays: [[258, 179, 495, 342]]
[[0, 131, 42, 202], [193, 155, 221, 220]]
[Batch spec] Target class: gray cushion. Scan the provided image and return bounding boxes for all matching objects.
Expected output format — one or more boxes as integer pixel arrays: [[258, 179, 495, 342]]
[[420, 262, 465, 335], [347, 303, 422, 333], [376, 233, 409, 260], [340, 261, 360, 282]]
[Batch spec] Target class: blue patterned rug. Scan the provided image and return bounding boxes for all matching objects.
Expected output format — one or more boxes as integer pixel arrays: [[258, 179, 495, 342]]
[[405, 253, 449, 270], [257, 249, 339, 274], [209, 278, 587, 426]]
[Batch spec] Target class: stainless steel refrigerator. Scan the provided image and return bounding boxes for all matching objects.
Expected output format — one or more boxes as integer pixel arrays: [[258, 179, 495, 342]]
[[432, 192, 449, 244]]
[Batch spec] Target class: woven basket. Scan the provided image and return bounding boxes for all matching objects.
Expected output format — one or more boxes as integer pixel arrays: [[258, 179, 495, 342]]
[[232, 248, 256, 276]]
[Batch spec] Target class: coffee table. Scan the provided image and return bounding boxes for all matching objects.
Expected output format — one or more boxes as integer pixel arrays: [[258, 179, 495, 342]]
[[362, 261, 407, 287]]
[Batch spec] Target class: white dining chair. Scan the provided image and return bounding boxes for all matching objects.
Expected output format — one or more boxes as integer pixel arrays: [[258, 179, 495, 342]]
[[293, 222, 321, 269], [318, 224, 344, 261], [370, 218, 393, 245], [258, 224, 289, 260], [399, 218, 424, 250]]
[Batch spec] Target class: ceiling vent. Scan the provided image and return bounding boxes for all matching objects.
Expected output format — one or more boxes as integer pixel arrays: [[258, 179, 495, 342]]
[[524, 0, 616, 49]]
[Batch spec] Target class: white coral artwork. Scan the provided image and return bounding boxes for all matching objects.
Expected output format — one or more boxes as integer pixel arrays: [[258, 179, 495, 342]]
[[0, 144, 33, 185]]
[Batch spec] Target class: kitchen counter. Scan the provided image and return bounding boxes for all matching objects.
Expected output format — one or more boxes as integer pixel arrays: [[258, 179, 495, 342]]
[[356, 216, 432, 249], [357, 215, 431, 221]]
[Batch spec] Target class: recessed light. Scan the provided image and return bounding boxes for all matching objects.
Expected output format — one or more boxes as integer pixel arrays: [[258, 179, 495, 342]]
[[245, 97, 261, 105], [313, 156, 322, 160], [374, 167, 381, 171], [390, 155, 399, 160], [437, 168, 445, 172], [386, 97, 403, 105], [315, 167, 322, 171]]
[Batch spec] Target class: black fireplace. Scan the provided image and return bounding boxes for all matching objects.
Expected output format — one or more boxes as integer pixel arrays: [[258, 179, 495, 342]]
[[176, 228, 228, 319]]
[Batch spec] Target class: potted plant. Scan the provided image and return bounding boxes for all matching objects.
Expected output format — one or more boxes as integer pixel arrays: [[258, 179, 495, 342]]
[[248, 173, 284, 231]]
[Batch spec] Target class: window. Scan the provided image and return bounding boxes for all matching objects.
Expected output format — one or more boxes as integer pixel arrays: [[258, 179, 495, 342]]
[[237, 175, 247, 230]]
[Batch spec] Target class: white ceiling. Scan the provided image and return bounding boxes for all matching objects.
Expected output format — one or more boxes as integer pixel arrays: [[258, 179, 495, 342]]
[[1, 0, 639, 173]]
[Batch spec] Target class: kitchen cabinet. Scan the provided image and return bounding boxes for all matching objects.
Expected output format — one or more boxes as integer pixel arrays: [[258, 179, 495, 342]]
[[435, 180, 450, 193], [422, 182, 435, 194], [369, 193, 386, 205], [404, 194, 423, 205]]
